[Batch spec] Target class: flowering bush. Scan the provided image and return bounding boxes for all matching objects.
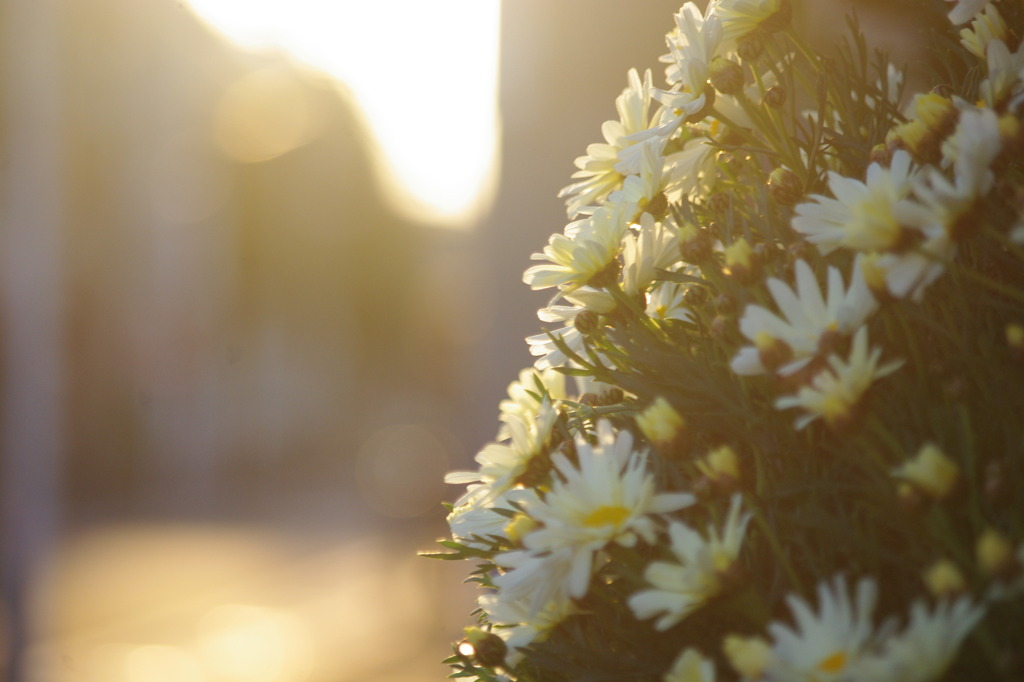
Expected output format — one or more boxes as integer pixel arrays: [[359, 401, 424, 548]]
[[426, 1, 1024, 680]]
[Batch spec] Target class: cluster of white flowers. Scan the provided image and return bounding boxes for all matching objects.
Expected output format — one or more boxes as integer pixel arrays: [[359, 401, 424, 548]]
[[434, 1, 1024, 680]]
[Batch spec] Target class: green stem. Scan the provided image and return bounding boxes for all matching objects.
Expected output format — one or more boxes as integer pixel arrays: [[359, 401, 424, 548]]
[[750, 499, 804, 593]]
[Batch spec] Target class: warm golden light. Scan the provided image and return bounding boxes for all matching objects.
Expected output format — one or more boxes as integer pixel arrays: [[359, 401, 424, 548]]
[[197, 604, 312, 682], [123, 645, 206, 682], [183, 0, 502, 226]]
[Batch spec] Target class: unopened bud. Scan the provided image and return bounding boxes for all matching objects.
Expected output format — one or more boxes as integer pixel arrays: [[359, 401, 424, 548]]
[[1007, 323, 1024, 355], [636, 396, 688, 455], [697, 445, 741, 487], [710, 314, 732, 339], [573, 309, 602, 336], [724, 237, 760, 285], [462, 627, 508, 668], [977, 527, 1019, 580], [914, 92, 957, 136], [737, 29, 766, 61], [504, 513, 538, 546], [768, 166, 802, 205], [762, 86, 786, 108], [924, 558, 967, 598], [869, 143, 891, 166], [710, 57, 745, 95], [892, 443, 960, 500], [708, 191, 731, 214], [723, 634, 773, 679], [679, 223, 714, 263], [888, 119, 940, 164]]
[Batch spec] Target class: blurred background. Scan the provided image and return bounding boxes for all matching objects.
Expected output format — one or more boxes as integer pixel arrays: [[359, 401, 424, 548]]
[[0, 1, 688, 680]]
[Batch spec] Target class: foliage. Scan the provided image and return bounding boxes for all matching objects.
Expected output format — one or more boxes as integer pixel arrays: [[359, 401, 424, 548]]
[[428, 1, 1024, 680]]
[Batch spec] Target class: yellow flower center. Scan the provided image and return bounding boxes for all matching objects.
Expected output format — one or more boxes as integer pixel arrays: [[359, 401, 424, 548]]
[[821, 393, 851, 426], [583, 505, 631, 528], [846, 198, 902, 252], [818, 650, 848, 674]]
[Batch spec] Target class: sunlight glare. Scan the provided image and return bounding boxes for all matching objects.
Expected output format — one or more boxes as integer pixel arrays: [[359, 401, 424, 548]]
[[183, 0, 502, 227]]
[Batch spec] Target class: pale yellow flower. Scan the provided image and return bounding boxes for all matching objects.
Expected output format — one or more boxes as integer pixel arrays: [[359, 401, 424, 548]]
[[636, 396, 687, 448], [723, 634, 773, 679], [774, 327, 903, 430], [924, 558, 967, 597], [892, 443, 959, 500]]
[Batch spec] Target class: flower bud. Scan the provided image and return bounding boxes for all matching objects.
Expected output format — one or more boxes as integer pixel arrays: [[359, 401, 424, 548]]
[[723, 634, 773, 679], [868, 143, 890, 166], [697, 445, 741, 488], [888, 119, 940, 164], [768, 166, 802, 205], [923, 558, 967, 598], [976, 527, 1019, 580], [892, 443, 960, 500], [1007, 323, 1024, 356], [462, 627, 508, 668], [679, 223, 714, 263], [724, 237, 760, 285], [710, 56, 745, 95], [914, 92, 957, 136], [636, 396, 688, 455], [573, 309, 602, 336], [737, 29, 766, 61], [762, 85, 786, 108], [708, 191, 731, 214], [504, 513, 538, 546]]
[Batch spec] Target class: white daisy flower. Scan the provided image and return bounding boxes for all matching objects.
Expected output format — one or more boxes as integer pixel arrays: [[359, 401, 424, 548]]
[[621, 212, 680, 297], [498, 368, 568, 439], [731, 259, 878, 377], [662, 137, 718, 202], [526, 300, 602, 370], [959, 4, 1008, 60], [979, 39, 1024, 110], [661, 2, 724, 94], [477, 590, 576, 667], [493, 545, 582, 618], [445, 398, 560, 504], [774, 326, 903, 430], [447, 486, 542, 548], [862, 230, 954, 302], [763, 575, 879, 681], [792, 150, 933, 255], [712, 0, 784, 41], [605, 139, 668, 219], [646, 280, 695, 324], [852, 596, 985, 682], [524, 201, 632, 292], [497, 422, 694, 610], [939, 106, 1002, 194], [863, 108, 1000, 302], [558, 69, 662, 217], [628, 494, 752, 630], [945, 0, 991, 26]]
